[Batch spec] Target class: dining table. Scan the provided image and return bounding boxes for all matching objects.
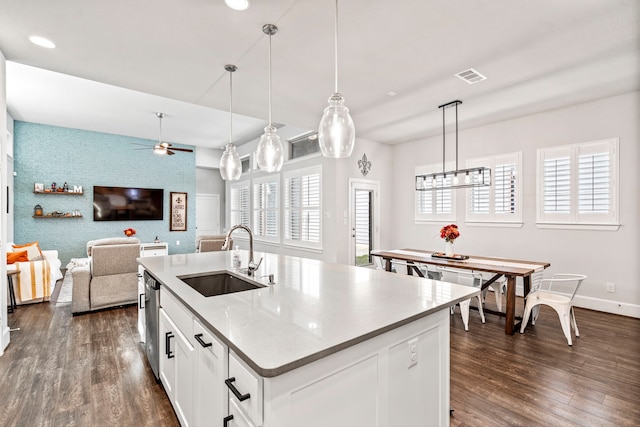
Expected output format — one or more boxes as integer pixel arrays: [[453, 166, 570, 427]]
[[370, 248, 550, 335]]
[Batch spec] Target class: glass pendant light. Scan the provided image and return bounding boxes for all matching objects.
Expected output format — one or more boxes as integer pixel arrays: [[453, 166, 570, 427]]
[[256, 24, 284, 173], [318, 0, 355, 158], [220, 64, 243, 181]]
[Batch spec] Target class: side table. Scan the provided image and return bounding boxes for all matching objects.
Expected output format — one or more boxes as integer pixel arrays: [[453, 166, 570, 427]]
[[7, 269, 18, 313]]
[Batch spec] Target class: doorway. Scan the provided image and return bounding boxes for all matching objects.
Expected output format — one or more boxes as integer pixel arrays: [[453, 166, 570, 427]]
[[195, 194, 220, 237], [349, 179, 380, 266]]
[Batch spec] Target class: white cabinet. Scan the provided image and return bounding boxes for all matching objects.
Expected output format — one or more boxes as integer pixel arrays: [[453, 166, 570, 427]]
[[193, 319, 228, 426], [158, 286, 450, 426], [225, 309, 450, 427], [137, 276, 146, 342], [227, 398, 257, 427], [159, 307, 194, 427], [140, 242, 169, 257], [160, 288, 228, 427], [159, 308, 177, 397], [138, 242, 169, 342]]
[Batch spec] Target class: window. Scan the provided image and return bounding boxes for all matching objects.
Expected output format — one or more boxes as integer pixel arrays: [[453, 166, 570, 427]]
[[283, 166, 322, 249], [229, 181, 249, 235], [252, 176, 279, 242], [241, 156, 251, 174], [537, 138, 618, 227], [466, 152, 522, 224], [289, 132, 321, 160], [415, 163, 456, 222]]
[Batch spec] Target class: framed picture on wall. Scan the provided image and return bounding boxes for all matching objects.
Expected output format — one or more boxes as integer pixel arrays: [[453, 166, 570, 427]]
[[170, 192, 188, 231], [34, 183, 44, 193]]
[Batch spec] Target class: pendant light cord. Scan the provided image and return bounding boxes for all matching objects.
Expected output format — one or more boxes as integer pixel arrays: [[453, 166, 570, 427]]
[[229, 69, 233, 144], [159, 113, 163, 144], [334, 0, 339, 94], [442, 106, 445, 174], [268, 32, 273, 125], [455, 101, 459, 171]]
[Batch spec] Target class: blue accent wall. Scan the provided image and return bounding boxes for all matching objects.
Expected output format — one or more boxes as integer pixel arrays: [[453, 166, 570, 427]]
[[13, 121, 196, 263]]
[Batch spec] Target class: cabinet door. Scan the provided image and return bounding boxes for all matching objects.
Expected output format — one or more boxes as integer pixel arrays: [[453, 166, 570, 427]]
[[193, 320, 228, 426], [173, 326, 194, 427], [160, 307, 195, 426], [159, 308, 176, 400], [227, 398, 257, 427], [137, 273, 145, 343]]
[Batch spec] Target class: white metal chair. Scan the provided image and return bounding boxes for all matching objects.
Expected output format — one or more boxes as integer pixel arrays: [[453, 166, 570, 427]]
[[520, 274, 587, 346], [475, 272, 506, 312], [440, 268, 485, 332]]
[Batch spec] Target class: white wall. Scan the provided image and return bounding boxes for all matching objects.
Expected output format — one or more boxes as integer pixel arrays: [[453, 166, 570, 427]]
[[195, 146, 222, 168], [1, 49, 9, 353], [332, 137, 394, 264], [391, 91, 640, 317], [221, 132, 394, 264]]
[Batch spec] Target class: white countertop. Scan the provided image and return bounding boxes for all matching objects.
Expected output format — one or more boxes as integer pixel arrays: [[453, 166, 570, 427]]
[[139, 250, 478, 377]]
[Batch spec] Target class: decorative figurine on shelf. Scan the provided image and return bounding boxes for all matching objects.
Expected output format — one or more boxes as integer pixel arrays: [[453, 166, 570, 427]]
[[154, 235, 160, 243], [124, 227, 137, 237], [50, 182, 57, 191], [34, 204, 43, 217], [63, 182, 69, 192]]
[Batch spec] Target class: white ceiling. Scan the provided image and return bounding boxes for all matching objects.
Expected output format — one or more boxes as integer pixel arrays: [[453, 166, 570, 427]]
[[1, 0, 638, 150]]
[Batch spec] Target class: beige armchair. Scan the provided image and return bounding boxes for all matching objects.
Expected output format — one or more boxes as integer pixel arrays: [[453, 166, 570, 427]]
[[72, 237, 141, 314], [196, 235, 232, 253]]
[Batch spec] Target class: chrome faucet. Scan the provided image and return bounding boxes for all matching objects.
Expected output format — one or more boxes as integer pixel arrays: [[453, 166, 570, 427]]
[[222, 225, 262, 276]]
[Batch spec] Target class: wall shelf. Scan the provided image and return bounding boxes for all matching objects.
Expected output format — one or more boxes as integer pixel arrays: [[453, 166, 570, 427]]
[[33, 191, 83, 195], [33, 215, 83, 219]]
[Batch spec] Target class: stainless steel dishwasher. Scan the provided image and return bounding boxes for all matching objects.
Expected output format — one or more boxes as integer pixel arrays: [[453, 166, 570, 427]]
[[144, 270, 161, 380]]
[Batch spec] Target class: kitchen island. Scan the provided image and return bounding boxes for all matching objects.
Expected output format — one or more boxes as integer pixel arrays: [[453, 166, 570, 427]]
[[139, 250, 478, 427]]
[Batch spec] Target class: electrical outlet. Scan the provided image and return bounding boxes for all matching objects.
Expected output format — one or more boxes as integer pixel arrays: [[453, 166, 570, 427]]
[[176, 240, 180, 246], [408, 338, 418, 368], [606, 282, 615, 293]]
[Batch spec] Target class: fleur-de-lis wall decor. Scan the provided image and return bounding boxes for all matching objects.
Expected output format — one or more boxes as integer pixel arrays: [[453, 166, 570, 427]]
[[358, 153, 372, 177]]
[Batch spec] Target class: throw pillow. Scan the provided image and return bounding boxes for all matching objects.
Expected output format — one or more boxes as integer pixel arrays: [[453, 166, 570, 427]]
[[7, 250, 29, 264], [12, 241, 43, 261]]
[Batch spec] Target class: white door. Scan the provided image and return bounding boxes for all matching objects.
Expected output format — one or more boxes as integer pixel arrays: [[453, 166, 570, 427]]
[[349, 179, 380, 266], [196, 193, 220, 236]]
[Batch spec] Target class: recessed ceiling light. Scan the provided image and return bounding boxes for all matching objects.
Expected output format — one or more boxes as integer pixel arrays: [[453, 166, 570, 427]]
[[28, 35, 56, 49], [386, 91, 397, 97], [225, 0, 250, 11]]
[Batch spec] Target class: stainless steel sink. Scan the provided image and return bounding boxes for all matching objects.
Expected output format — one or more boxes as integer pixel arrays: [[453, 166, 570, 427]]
[[178, 272, 263, 297]]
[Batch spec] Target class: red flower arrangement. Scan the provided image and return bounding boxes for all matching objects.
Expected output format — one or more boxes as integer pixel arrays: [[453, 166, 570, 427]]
[[440, 224, 460, 243], [124, 227, 137, 237]]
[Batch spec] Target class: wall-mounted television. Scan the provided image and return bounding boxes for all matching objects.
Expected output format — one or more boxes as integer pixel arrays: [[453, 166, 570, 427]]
[[93, 186, 164, 221]]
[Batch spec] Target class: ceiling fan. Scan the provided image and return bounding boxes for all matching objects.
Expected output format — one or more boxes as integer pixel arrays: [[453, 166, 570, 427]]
[[133, 112, 194, 155]]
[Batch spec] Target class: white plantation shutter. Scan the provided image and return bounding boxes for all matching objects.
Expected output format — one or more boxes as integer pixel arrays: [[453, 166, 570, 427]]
[[284, 166, 322, 248], [252, 177, 278, 241], [543, 155, 571, 214], [470, 183, 490, 215], [537, 139, 618, 226], [466, 153, 522, 224], [578, 153, 609, 213], [415, 163, 456, 222], [494, 163, 517, 215], [230, 181, 250, 234]]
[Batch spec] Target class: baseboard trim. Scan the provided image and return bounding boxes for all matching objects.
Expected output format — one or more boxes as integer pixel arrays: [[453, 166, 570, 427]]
[[572, 295, 640, 318], [489, 285, 640, 319]]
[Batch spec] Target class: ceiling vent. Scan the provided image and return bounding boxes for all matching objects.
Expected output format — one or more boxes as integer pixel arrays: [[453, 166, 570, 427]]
[[455, 68, 487, 84]]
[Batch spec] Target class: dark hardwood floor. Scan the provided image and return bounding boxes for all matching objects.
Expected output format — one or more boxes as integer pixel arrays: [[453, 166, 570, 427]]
[[1, 295, 639, 426], [0, 301, 178, 427], [449, 301, 640, 426]]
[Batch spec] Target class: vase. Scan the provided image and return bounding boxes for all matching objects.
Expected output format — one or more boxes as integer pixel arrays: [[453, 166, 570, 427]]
[[445, 241, 454, 257]]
